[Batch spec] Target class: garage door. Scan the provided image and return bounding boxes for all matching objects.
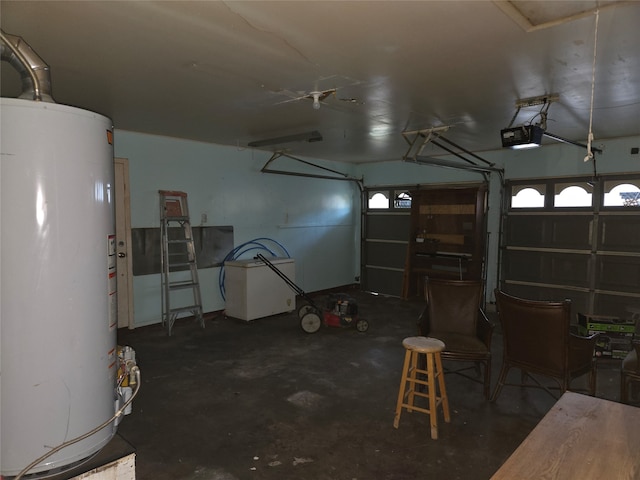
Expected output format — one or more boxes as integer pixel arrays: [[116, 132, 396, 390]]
[[500, 174, 640, 321], [361, 188, 412, 296]]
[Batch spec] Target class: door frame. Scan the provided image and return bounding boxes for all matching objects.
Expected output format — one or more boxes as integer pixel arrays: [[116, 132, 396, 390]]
[[115, 157, 134, 329]]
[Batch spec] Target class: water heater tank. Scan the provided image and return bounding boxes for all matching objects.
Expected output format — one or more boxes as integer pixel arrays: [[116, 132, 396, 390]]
[[0, 98, 118, 476]]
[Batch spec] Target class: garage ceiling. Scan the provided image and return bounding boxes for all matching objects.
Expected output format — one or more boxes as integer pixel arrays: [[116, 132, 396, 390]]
[[1, 1, 639, 164]]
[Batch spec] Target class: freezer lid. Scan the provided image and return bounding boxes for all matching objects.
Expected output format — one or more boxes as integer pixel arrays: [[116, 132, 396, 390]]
[[224, 257, 294, 268]]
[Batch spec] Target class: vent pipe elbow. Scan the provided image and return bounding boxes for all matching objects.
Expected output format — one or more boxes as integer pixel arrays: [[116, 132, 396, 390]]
[[1, 30, 54, 102]]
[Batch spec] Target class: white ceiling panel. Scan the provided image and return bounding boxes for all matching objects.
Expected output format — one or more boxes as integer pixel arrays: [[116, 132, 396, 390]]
[[1, 1, 639, 163]]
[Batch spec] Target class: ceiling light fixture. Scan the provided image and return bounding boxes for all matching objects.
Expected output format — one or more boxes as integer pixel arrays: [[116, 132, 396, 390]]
[[501, 124, 544, 149], [305, 89, 335, 110], [501, 94, 603, 156], [501, 95, 555, 149], [310, 91, 321, 110]]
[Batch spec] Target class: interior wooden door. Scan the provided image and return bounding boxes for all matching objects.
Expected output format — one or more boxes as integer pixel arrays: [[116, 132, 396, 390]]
[[114, 157, 134, 329]]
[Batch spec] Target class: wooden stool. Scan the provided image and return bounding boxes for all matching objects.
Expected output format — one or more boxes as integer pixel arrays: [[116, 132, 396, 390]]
[[393, 336, 450, 439]]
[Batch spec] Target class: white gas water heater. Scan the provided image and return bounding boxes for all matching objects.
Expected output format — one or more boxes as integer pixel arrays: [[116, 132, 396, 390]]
[[1, 31, 139, 478]]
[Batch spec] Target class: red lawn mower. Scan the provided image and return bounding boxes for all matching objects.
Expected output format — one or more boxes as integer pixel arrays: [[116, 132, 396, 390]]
[[256, 254, 369, 334]]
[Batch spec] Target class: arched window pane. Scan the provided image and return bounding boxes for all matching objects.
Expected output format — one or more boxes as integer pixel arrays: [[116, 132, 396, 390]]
[[368, 192, 389, 209], [394, 191, 412, 209], [554, 184, 592, 208], [511, 187, 545, 208], [604, 182, 640, 207]]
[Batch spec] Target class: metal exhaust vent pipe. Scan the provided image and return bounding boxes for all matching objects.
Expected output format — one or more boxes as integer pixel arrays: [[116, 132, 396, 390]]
[[0, 29, 54, 102]]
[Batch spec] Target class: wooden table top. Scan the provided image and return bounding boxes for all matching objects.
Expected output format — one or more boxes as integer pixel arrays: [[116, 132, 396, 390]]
[[491, 392, 640, 480]]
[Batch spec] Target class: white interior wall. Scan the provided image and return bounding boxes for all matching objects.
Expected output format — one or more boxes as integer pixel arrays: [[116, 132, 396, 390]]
[[114, 130, 360, 328], [115, 130, 638, 327]]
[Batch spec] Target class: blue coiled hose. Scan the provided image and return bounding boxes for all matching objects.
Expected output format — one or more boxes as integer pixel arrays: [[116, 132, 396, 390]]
[[218, 237, 291, 300]]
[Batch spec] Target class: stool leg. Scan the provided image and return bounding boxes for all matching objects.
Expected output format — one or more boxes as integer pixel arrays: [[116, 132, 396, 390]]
[[407, 351, 418, 412], [435, 352, 450, 423], [426, 352, 438, 439], [393, 349, 412, 428]]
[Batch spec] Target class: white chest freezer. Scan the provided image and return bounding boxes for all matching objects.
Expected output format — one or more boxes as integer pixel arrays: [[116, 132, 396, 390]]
[[224, 257, 296, 321]]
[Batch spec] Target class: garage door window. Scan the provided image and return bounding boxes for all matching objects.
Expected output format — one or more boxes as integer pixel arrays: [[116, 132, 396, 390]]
[[368, 191, 389, 209], [603, 180, 640, 207], [510, 184, 545, 208], [394, 191, 412, 209], [554, 182, 593, 208]]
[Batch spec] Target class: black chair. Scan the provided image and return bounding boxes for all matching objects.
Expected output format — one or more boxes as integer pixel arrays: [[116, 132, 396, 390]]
[[418, 278, 494, 399], [490, 289, 598, 402]]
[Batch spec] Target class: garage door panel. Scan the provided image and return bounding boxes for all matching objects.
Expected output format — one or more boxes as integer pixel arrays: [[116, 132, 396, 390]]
[[549, 253, 590, 287], [366, 214, 411, 241], [504, 216, 545, 246], [363, 267, 404, 296], [505, 215, 591, 249], [503, 250, 590, 287], [594, 293, 640, 322], [502, 250, 544, 283], [549, 217, 591, 249], [599, 216, 640, 252], [365, 241, 407, 269], [595, 255, 640, 294]]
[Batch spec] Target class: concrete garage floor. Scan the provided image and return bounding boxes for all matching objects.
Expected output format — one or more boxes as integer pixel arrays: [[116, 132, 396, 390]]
[[115, 289, 632, 480]]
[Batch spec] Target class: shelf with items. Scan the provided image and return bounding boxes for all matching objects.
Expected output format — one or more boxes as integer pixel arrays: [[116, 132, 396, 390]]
[[402, 185, 487, 299]]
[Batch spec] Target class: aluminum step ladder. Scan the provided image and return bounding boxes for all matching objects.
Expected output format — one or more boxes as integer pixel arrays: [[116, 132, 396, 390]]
[[159, 190, 204, 335]]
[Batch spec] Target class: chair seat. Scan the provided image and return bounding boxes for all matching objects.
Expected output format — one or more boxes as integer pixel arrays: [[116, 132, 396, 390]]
[[431, 332, 489, 355], [622, 348, 638, 373]]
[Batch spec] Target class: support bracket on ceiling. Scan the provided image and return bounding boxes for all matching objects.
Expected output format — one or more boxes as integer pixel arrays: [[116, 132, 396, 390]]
[[401, 126, 451, 161], [248, 130, 322, 147], [412, 155, 504, 176], [401, 127, 504, 179], [261, 151, 363, 190], [506, 94, 558, 130], [542, 131, 602, 154]]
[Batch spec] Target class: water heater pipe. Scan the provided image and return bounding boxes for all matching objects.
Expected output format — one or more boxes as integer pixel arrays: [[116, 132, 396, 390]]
[[13, 367, 142, 480], [0, 29, 54, 102]]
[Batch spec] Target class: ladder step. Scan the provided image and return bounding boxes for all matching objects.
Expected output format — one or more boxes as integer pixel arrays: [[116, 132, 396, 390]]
[[169, 305, 202, 315], [169, 281, 199, 290], [167, 262, 196, 268], [168, 239, 192, 244], [164, 216, 190, 221]]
